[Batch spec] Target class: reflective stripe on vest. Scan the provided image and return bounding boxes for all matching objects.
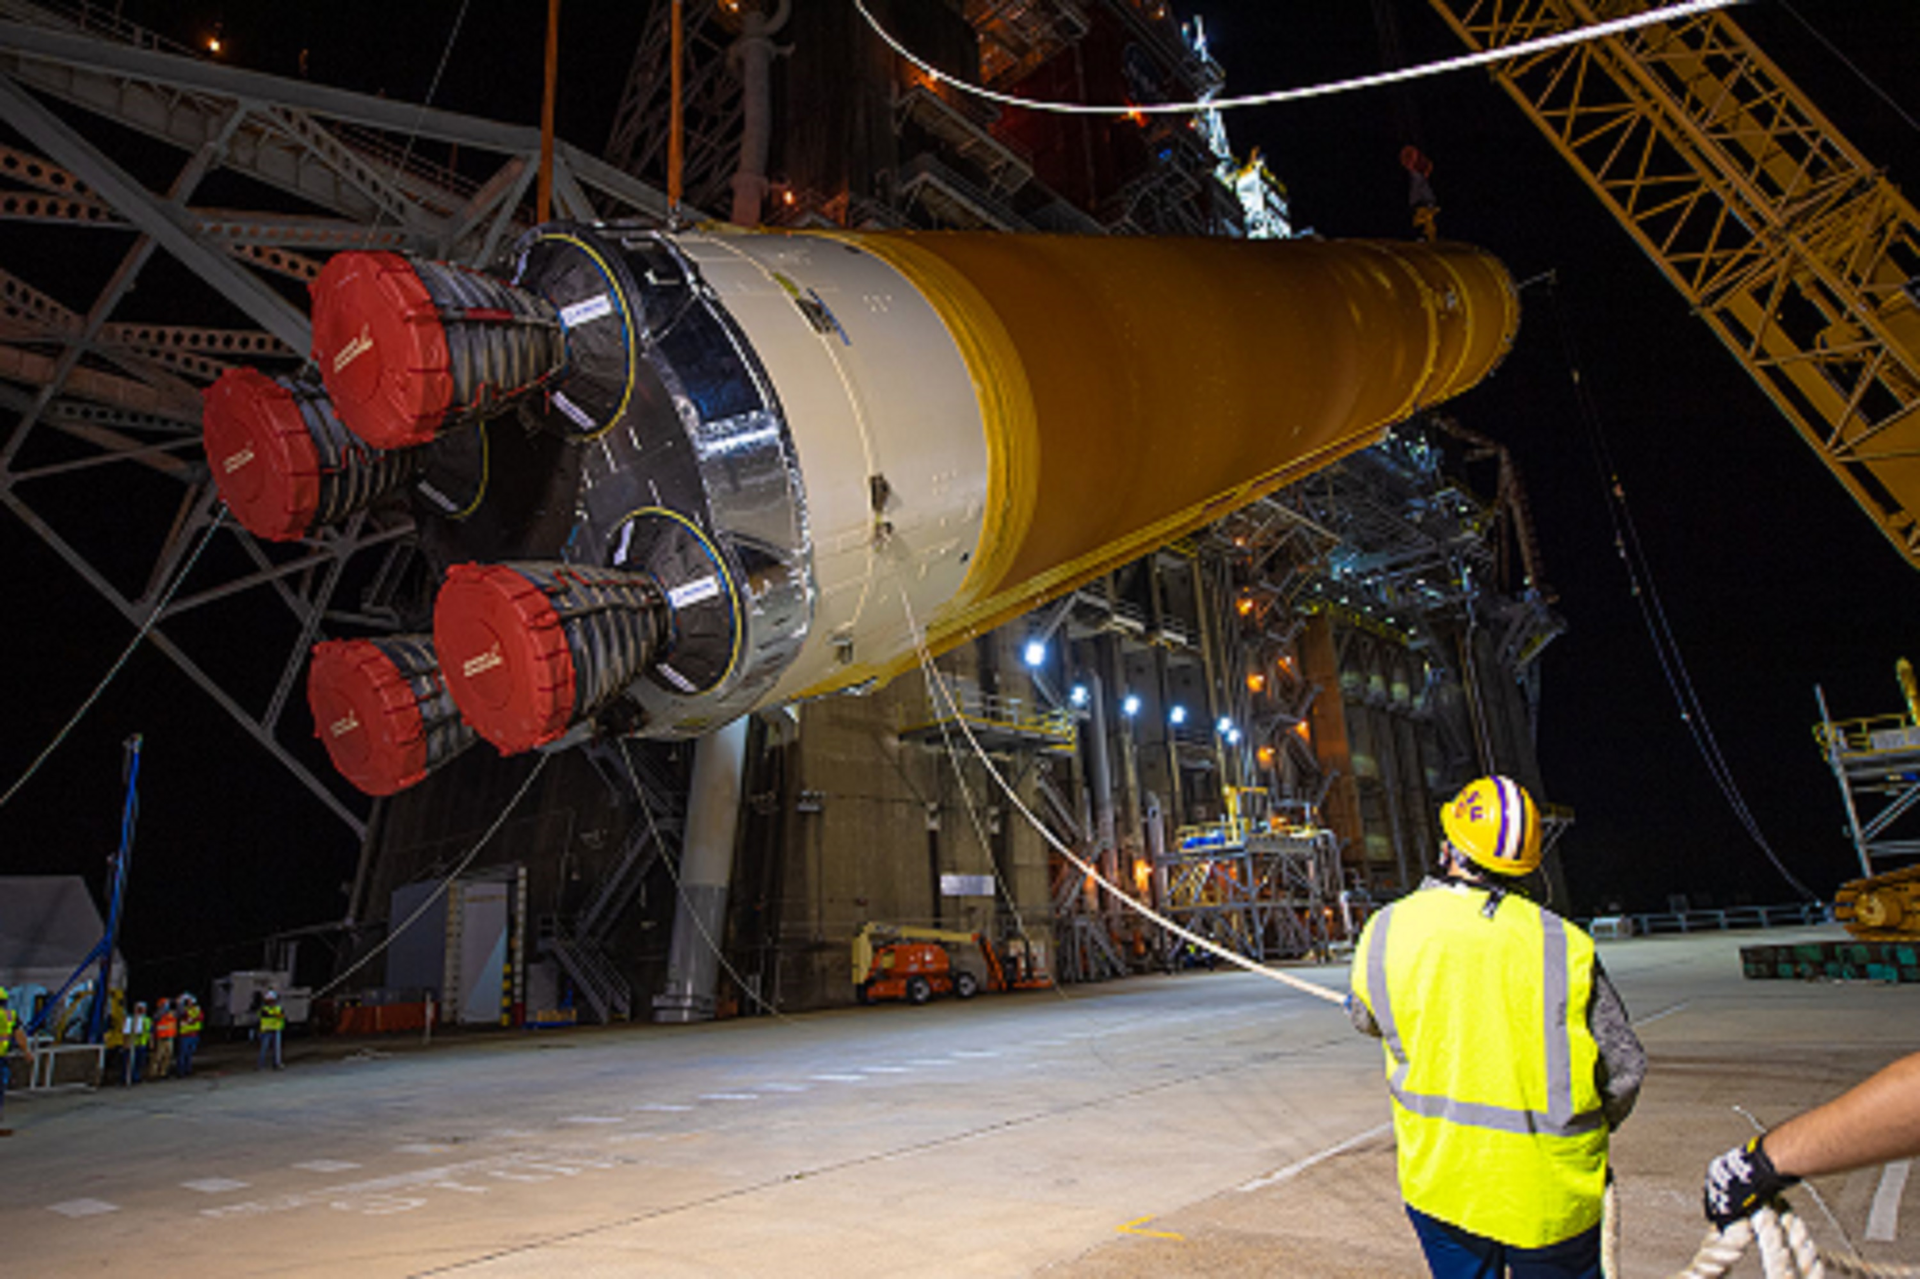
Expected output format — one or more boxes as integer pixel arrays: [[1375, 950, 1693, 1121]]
[[1353, 885, 1607, 1248], [0, 1008, 15, 1039], [1366, 901, 1603, 1139]]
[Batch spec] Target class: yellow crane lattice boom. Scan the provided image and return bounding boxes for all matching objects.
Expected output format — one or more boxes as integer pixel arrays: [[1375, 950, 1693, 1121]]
[[1426, 0, 1920, 568]]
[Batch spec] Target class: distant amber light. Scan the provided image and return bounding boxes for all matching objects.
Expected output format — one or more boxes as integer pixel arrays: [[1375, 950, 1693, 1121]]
[[1246, 672, 1266, 693], [1257, 745, 1276, 768], [206, 35, 223, 54], [1235, 596, 1254, 616], [1292, 720, 1311, 739]]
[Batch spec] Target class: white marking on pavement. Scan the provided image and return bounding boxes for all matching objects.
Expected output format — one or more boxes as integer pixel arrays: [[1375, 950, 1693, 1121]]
[[952, 1050, 999, 1058], [811, 1074, 866, 1082], [487, 1129, 537, 1139], [907, 1059, 952, 1067], [393, 1143, 454, 1154], [1867, 1160, 1912, 1242], [701, 1093, 759, 1101], [1637, 1001, 1691, 1027], [633, 1103, 693, 1112], [862, 1066, 909, 1074], [48, 1199, 118, 1217], [293, 1161, 362, 1173], [756, 1083, 808, 1092], [182, 1178, 251, 1194], [1238, 1122, 1394, 1192], [560, 1115, 626, 1124]]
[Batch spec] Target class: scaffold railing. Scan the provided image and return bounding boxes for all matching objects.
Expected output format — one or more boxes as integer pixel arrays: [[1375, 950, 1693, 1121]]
[[897, 683, 1076, 752]]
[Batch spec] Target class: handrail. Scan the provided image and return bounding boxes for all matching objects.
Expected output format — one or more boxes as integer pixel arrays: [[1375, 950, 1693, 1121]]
[[1814, 714, 1920, 757]]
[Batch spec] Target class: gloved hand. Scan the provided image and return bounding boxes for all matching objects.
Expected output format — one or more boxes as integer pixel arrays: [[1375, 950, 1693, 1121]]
[[1703, 1135, 1800, 1229]]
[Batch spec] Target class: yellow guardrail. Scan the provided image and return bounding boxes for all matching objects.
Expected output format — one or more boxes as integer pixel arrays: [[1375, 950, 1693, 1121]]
[[1815, 714, 1920, 757], [900, 688, 1076, 749]]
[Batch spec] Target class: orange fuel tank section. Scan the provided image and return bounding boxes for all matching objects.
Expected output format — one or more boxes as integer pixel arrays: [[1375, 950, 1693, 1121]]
[[825, 231, 1520, 676]]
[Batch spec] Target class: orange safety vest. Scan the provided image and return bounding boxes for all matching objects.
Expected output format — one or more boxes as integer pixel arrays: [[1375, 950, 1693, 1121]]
[[156, 1010, 177, 1039]]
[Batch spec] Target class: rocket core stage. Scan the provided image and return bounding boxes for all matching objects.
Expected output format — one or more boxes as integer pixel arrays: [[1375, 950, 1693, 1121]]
[[201, 224, 1518, 796]]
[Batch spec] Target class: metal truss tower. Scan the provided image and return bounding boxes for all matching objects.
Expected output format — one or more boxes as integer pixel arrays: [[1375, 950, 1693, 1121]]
[[0, 4, 668, 834]]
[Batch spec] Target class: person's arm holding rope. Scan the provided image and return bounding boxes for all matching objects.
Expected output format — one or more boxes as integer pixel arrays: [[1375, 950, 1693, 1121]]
[[1704, 1050, 1920, 1228]]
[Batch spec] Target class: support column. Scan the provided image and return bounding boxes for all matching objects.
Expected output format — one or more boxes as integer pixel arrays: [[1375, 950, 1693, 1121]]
[[654, 716, 750, 1023]]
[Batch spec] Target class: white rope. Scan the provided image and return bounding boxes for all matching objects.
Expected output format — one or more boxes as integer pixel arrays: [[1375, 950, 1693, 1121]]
[[899, 593, 1344, 1008], [1668, 1205, 1920, 1279], [314, 753, 549, 999], [853, 0, 1740, 118], [0, 507, 226, 810]]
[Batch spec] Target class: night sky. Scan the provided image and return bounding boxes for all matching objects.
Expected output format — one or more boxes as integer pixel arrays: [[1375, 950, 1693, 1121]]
[[2, 1, 1915, 991]]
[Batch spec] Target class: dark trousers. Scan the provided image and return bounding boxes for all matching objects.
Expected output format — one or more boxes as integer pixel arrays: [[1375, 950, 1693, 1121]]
[[1407, 1205, 1602, 1279], [257, 1028, 282, 1070], [1, 1056, 11, 1118], [177, 1034, 198, 1077]]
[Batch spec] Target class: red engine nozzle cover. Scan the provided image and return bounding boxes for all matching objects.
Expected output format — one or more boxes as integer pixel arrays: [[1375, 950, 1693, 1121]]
[[433, 563, 578, 755], [308, 639, 433, 796], [310, 251, 454, 450], [201, 368, 321, 541]]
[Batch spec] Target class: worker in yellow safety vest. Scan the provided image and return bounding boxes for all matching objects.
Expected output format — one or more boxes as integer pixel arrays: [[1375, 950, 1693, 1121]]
[[1347, 776, 1647, 1279], [149, 999, 177, 1081], [176, 994, 203, 1078], [122, 1001, 153, 1085], [257, 991, 285, 1071], [1, 986, 36, 1136]]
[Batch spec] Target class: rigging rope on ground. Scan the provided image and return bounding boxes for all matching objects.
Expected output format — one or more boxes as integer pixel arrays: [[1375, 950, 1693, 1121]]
[[853, 0, 1738, 118]]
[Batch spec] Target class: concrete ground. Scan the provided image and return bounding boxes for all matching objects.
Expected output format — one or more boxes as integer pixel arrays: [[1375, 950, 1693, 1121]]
[[2, 926, 1916, 1277]]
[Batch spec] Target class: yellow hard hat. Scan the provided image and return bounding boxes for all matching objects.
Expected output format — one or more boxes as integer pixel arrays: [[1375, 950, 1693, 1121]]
[[1441, 775, 1542, 876]]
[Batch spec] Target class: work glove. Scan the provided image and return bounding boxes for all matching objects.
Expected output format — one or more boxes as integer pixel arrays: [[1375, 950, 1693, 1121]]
[[1703, 1135, 1799, 1229]]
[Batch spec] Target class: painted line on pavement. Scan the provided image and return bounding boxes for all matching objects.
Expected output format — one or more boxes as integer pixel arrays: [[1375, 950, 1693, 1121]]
[[1867, 1160, 1912, 1242], [811, 1074, 865, 1082], [182, 1178, 250, 1193], [632, 1103, 692, 1112], [560, 1115, 626, 1124], [1238, 1122, 1394, 1193], [1637, 1001, 1690, 1027], [293, 1160, 362, 1173], [48, 1198, 118, 1217], [756, 1083, 808, 1092], [701, 1093, 759, 1101]]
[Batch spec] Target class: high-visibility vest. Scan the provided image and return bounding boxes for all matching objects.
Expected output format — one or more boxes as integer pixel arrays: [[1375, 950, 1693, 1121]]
[[128, 1015, 153, 1047], [1351, 882, 1608, 1248], [181, 1007, 203, 1036], [260, 1002, 285, 1033], [156, 1011, 177, 1039], [0, 1007, 17, 1044]]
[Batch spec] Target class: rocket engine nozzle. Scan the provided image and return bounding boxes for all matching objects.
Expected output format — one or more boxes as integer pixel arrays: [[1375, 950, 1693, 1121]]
[[202, 368, 425, 542], [310, 251, 566, 450], [307, 635, 477, 796], [433, 562, 670, 755]]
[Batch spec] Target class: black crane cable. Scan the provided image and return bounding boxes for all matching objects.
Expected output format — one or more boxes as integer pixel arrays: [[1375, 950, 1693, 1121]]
[[1542, 278, 1818, 903]]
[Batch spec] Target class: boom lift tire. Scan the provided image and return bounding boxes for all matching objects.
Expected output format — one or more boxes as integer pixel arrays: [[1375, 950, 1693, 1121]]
[[954, 971, 980, 999], [906, 975, 933, 1005]]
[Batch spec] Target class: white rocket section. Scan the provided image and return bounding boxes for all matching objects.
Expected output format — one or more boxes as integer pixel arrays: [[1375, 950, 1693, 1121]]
[[672, 231, 989, 702]]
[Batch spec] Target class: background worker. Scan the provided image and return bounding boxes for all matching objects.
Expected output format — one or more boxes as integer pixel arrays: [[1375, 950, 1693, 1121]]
[[1704, 1049, 1920, 1227], [175, 994, 202, 1078], [1, 986, 35, 1136], [149, 998, 176, 1081], [257, 990, 285, 1071], [1348, 775, 1647, 1279], [122, 1000, 152, 1085]]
